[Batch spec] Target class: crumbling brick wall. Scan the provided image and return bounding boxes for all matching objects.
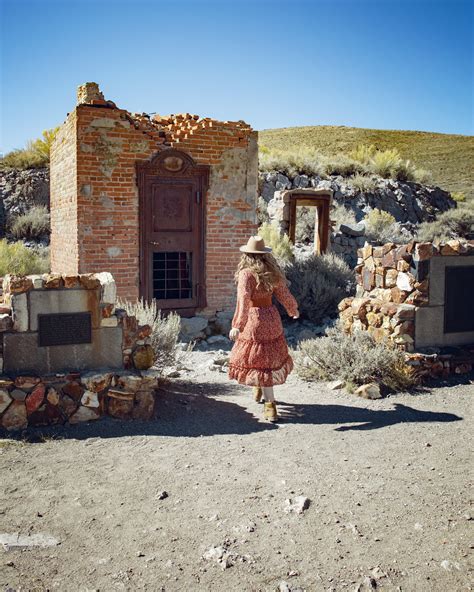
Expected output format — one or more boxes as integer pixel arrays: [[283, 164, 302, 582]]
[[50, 111, 78, 274], [50, 83, 258, 313]]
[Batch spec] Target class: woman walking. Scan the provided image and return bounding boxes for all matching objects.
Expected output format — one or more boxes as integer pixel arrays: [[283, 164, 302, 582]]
[[228, 236, 300, 422]]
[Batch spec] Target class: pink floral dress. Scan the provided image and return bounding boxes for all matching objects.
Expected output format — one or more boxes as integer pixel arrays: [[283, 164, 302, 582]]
[[228, 269, 299, 387]]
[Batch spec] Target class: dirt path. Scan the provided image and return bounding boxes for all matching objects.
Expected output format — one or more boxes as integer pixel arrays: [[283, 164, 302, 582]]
[[1, 348, 473, 592]]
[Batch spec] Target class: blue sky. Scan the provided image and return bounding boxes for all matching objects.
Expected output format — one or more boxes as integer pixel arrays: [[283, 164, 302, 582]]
[[1, 0, 472, 153]]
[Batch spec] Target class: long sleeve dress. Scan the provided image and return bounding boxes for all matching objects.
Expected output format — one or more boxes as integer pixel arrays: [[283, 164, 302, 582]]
[[228, 269, 299, 387]]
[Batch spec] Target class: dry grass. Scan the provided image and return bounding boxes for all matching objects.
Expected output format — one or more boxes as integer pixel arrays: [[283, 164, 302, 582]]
[[260, 125, 474, 200]]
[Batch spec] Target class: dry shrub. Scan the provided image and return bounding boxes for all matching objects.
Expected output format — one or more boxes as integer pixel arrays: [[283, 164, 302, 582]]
[[346, 173, 378, 193], [256, 196, 270, 225], [11, 206, 50, 240], [0, 240, 49, 275], [416, 207, 474, 242], [349, 144, 431, 183], [118, 298, 181, 370], [0, 148, 48, 170], [258, 222, 294, 262], [331, 203, 357, 230], [295, 206, 315, 243], [364, 208, 408, 244], [282, 253, 355, 324], [296, 324, 416, 392], [259, 147, 326, 177]]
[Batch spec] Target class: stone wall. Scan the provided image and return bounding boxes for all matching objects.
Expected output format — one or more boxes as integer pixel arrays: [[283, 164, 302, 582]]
[[0, 272, 159, 431], [0, 168, 50, 236], [50, 83, 258, 314], [338, 239, 474, 354], [261, 171, 456, 267]]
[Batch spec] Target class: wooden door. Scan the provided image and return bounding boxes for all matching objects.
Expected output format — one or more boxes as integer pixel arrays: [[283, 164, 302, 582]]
[[137, 150, 209, 315]]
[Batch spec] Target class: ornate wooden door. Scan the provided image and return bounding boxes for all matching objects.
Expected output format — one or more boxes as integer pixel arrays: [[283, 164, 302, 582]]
[[137, 150, 209, 315]]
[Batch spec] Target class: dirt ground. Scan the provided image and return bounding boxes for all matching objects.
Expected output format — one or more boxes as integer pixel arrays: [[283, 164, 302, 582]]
[[1, 347, 473, 592]]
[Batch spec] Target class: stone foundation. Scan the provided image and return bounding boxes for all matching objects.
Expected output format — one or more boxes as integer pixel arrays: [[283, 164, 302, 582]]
[[338, 239, 474, 375], [0, 369, 159, 431], [0, 272, 160, 431]]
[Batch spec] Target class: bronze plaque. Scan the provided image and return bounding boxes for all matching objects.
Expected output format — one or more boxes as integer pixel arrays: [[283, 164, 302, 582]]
[[38, 312, 92, 347]]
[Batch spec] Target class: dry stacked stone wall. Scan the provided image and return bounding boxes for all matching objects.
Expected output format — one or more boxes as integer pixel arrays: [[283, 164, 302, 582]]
[[0, 272, 159, 431], [338, 239, 474, 379]]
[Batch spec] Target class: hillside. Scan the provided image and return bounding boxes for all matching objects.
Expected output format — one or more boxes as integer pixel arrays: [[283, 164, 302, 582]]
[[259, 125, 474, 201]]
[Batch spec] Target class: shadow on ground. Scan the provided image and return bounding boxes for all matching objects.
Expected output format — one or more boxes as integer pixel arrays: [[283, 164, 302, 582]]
[[275, 401, 463, 431], [2, 378, 464, 443], [5, 381, 277, 443]]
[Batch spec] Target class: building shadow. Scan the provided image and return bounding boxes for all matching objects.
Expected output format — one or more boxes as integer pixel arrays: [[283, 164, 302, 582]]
[[275, 401, 463, 431], [6, 381, 277, 443]]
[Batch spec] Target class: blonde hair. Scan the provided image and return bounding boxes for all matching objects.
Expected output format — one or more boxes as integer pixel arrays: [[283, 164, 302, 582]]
[[234, 252, 285, 292]]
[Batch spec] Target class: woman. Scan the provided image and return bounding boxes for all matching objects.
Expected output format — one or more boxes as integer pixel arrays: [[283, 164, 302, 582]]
[[228, 235, 300, 422]]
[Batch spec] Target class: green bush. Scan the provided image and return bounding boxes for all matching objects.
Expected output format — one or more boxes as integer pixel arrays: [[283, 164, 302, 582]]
[[416, 207, 474, 242], [296, 324, 416, 392], [364, 208, 408, 244], [0, 240, 50, 275], [258, 222, 294, 262], [117, 298, 181, 370], [282, 253, 355, 324], [10, 206, 50, 240]]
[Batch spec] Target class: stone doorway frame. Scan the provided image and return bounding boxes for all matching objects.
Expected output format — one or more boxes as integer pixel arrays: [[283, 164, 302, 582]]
[[286, 189, 333, 254]]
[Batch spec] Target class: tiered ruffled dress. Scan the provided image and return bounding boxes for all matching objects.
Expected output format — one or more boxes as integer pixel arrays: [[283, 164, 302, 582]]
[[228, 269, 299, 387]]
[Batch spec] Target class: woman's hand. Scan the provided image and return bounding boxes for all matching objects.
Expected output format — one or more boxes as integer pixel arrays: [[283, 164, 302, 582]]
[[292, 311, 300, 320], [229, 328, 240, 341]]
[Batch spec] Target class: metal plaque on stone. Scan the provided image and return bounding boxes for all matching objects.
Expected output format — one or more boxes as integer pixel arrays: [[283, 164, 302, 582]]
[[38, 312, 92, 347]]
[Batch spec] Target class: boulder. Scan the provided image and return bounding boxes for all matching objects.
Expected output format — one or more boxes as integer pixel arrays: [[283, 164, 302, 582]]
[[340, 222, 365, 237], [355, 383, 382, 399], [179, 316, 208, 339]]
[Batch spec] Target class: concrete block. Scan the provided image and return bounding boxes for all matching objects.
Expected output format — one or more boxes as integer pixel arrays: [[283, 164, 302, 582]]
[[29, 289, 100, 331], [95, 272, 117, 304], [11, 293, 28, 332], [3, 327, 123, 375]]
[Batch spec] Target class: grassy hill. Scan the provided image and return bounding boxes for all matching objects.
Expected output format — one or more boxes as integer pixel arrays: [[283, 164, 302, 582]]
[[259, 125, 474, 201]]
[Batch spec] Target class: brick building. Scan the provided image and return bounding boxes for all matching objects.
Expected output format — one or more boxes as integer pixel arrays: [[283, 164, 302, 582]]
[[50, 83, 258, 316]]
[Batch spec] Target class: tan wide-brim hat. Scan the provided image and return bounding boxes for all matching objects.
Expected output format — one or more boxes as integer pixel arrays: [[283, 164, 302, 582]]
[[239, 235, 272, 254]]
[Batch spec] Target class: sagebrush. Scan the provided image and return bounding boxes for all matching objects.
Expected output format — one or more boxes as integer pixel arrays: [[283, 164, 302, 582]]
[[117, 298, 181, 371], [282, 253, 355, 324], [258, 222, 294, 262], [364, 208, 409, 245], [0, 240, 50, 275], [0, 127, 60, 170], [331, 203, 357, 230], [259, 144, 431, 185], [296, 324, 416, 392], [10, 206, 50, 240], [416, 207, 474, 242]]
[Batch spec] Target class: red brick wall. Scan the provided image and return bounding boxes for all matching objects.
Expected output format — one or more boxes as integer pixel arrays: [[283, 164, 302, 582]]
[[50, 111, 79, 274], [50, 101, 258, 313]]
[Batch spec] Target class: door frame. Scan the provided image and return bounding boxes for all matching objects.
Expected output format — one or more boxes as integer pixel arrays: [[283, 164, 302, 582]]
[[136, 149, 210, 315]]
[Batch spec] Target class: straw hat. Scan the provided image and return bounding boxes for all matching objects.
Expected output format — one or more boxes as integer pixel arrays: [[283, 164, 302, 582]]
[[239, 235, 272, 254]]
